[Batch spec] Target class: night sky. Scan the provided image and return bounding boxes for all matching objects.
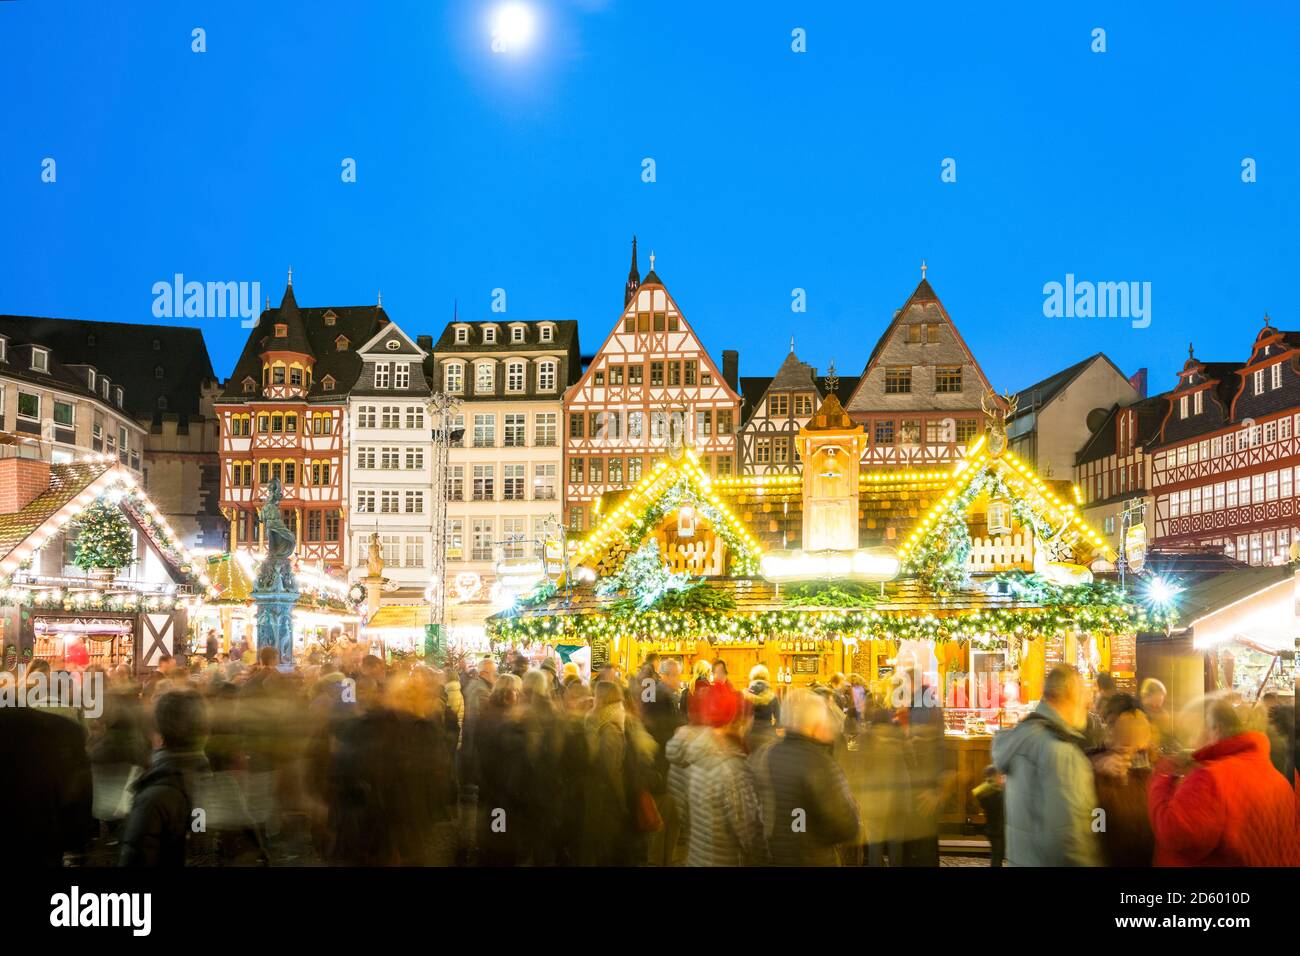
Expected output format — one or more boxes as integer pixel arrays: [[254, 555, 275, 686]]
[[2, 1, 1296, 394]]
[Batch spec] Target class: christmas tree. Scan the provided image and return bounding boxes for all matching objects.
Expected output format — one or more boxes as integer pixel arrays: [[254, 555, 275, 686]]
[[70, 498, 136, 573]]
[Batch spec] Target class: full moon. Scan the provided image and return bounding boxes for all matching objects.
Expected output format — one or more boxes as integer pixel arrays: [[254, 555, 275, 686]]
[[492, 2, 536, 53]]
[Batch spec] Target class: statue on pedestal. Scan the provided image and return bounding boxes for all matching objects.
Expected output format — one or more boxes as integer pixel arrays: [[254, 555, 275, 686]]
[[252, 478, 299, 667]]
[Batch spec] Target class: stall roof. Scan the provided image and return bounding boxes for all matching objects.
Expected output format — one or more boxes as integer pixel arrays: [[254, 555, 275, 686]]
[[0, 459, 114, 562], [364, 605, 429, 631], [1176, 564, 1294, 624], [206, 552, 353, 613]]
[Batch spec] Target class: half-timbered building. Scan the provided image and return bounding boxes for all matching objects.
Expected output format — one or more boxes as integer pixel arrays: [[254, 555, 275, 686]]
[[1075, 392, 1169, 550], [844, 273, 995, 468], [1148, 320, 1300, 565], [563, 250, 742, 531], [737, 346, 858, 476], [217, 276, 390, 570]]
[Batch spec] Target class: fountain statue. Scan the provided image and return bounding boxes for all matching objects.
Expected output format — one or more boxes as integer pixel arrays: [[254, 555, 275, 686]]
[[252, 478, 300, 668]]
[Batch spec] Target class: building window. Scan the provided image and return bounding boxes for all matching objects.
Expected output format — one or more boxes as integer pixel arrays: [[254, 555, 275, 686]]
[[53, 401, 74, 428], [405, 447, 424, 470], [569, 413, 584, 439], [627, 457, 642, 482], [538, 360, 557, 392], [445, 465, 464, 501], [650, 362, 664, 387], [404, 490, 424, 513], [17, 392, 39, 420], [628, 411, 644, 441], [717, 409, 733, 435], [756, 438, 771, 464], [1253, 370, 1264, 395], [769, 394, 789, 417], [535, 413, 557, 447], [1179, 395, 1189, 419], [569, 458, 584, 484], [405, 536, 424, 567], [374, 363, 391, 389], [31, 348, 49, 372], [394, 364, 410, 389], [588, 458, 604, 483], [609, 365, 624, 386], [608, 457, 623, 485], [356, 491, 376, 513], [540, 325, 553, 342], [446, 519, 464, 560], [406, 406, 424, 430], [503, 464, 526, 500], [684, 361, 698, 387], [380, 490, 400, 514], [906, 325, 921, 344], [534, 463, 557, 500], [885, 367, 912, 394], [1271, 362, 1283, 390], [504, 413, 526, 447], [956, 418, 979, 443], [358, 406, 377, 428], [475, 363, 494, 393], [511, 325, 524, 343], [444, 363, 463, 393], [669, 362, 681, 386], [357, 447, 376, 470], [935, 367, 962, 393], [454, 326, 468, 344], [794, 394, 814, 416], [628, 364, 643, 386], [381, 406, 401, 429], [472, 520, 494, 561], [506, 361, 525, 392], [380, 446, 401, 470], [875, 420, 895, 445], [472, 464, 495, 500], [473, 413, 496, 447], [483, 327, 496, 344]]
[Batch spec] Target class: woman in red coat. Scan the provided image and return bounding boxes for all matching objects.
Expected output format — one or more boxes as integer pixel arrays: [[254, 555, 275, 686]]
[[1148, 698, 1300, 867]]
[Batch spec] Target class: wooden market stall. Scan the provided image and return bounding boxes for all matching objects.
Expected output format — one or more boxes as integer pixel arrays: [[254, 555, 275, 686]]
[[490, 396, 1157, 832]]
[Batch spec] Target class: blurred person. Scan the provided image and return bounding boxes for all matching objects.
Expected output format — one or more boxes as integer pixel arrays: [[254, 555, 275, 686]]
[[992, 664, 1101, 866], [1084, 672, 1117, 750], [710, 658, 730, 687], [682, 683, 768, 866], [1088, 693, 1155, 867], [1261, 702, 1294, 785], [899, 675, 950, 866], [120, 689, 213, 867], [518, 668, 564, 865], [204, 629, 220, 663], [743, 664, 781, 752], [555, 680, 593, 864], [752, 687, 858, 866], [846, 708, 909, 866], [0, 693, 94, 866], [1139, 677, 1181, 754], [680, 659, 712, 720], [475, 674, 527, 865], [560, 661, 583, 690], [458, 657, 498, 847], [580, 680, 651, 866], [643, 658, 686, 865], [971, 765, 1005, 867], [1148, 697, 1300, 866]]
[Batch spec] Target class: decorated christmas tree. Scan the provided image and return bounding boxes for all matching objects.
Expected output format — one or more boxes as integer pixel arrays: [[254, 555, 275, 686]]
[[70, 498, 136, 573]]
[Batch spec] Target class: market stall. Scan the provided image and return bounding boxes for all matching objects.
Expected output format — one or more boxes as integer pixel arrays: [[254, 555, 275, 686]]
[[490, 398, 1162, 831]]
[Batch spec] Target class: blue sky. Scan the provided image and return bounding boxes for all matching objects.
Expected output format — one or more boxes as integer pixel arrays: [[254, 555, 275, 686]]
[[2, 0, 1297, 395]]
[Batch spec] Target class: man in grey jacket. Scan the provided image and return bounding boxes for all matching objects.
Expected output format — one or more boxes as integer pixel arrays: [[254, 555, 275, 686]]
[[992, 664, 1101, 867]]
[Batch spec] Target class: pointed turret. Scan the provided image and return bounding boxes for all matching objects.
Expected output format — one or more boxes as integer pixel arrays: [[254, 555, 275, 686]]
[[624, 236, 641, 306], [261, 275, 314, 359]]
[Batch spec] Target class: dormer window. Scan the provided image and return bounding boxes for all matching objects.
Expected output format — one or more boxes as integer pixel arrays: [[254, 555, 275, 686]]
[[323, 310, 338, 326], [322, 375, 336, 392], [0, 337, 6, 362], [87, 369, 96, 390], [539, 325, 554, 343], [454, 326, 469, 344], [100, 379, 110, 399], [114, 387, 123, 407], [31, 348, 49, 373], [243, 377, 256, 394], [385, 338, 402, 351], [275, 323, 288, 338], [335, 335, 350, 351], [510, 325, 525, 343], [152, 338, 161, 351], [155, 365, 164, 380], [85, 334, 95, 348], [483, 327, 497, 344], [157, 396, 168, 411]]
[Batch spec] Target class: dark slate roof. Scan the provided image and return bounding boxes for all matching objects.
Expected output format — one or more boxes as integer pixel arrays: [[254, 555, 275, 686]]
[[430, 319, 580, 354], [769, 351, 819, 391], [1141, 546, 1250, 589], [1075, 392, 1170, 465], [0, 315, 215, 419], [0, 460, 113, 561], [1010, 353, 1127, 419], [739, 376, 772, 423], [266, 283, 314, 358], [220, 295, 392, 402], [817, 373, 860, 406]]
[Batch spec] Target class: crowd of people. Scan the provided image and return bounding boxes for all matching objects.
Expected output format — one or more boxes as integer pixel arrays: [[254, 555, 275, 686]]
[[0, 641, 1295, 868]]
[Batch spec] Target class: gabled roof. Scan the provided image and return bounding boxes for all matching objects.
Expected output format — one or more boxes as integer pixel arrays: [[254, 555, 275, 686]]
[[847, 277, 995, 409], [1010, 353, 1129, 419], [0, 316, 216, 419], [0, 460, 115, 563], [219, 283, 392, 402], [1075, 392, 1170, 465]]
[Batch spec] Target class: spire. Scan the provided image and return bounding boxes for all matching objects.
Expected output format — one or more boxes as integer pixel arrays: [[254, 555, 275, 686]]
[[921, 259, 927, 280], [1188, 342, 1195, 360], [624, 235, 641, 306], [453, 298, 459, 322], [377, 290, 383, 308], [790, 336, 795, 353], [287, 266, 293, 287]]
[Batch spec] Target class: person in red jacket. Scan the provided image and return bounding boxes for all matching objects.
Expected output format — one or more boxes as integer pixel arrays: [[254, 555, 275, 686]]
[[1148, 697, 1300, 867]]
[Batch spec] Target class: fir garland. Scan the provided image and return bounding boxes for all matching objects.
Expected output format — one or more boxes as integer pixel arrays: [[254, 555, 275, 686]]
[[615, 478, 761, 576], [783, 581, 881, 608]]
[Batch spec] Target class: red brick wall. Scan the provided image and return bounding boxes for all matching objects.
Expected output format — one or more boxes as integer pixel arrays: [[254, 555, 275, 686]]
[[0, 458, 51, 514]]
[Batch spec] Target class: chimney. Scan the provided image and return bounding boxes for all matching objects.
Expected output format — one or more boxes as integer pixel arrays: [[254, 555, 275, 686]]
[[417, 335, 433, 351], [0, 454, 51, 515], [721, 350, 739, 392]]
